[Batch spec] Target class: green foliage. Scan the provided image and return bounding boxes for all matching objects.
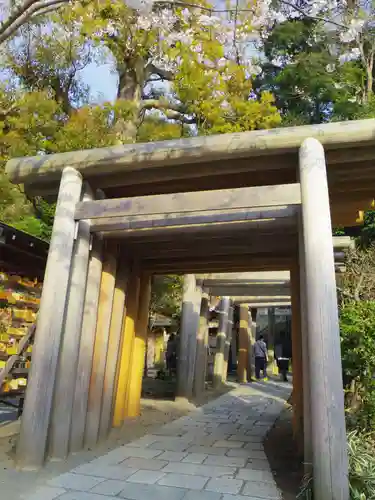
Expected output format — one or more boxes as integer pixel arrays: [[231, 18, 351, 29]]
[[0, 168, 53, 240], [298, 431, 375, 500], [348, 431, 375, 500], [333, 227, 346, 236], [0, 0, 283, 240], [360, 211, 375, 247], [136, 118, 188, 142], [150, 276, 183, 319], [340, 301, 375, 430], [256, 18, 367, 125], [174, 38, 281, 133], [256, 19, 338, 124]]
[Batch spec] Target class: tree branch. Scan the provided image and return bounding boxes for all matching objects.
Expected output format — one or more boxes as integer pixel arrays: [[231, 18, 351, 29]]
[[0, 0, 68, 45], [141, 98, 196, 123], [277, 0, 346, 29], [354, 273, 364, 301], [337, 286, 356, 300], [147, 63, 174, 81], [153, 0, 347, 29], [0, 102, 19, 119]]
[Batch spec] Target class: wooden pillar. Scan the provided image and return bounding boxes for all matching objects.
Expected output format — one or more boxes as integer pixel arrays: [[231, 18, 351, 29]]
[[84, 243, 118, 448], [213, 297, 230, 388], [125, 273, 152, 418], [231, 308, 237, 368], [267, 308, 275, 370], [176, 274, 199, 400], [238, 304, 249, 383], [17, 167, 82, 469], [49, 183, 93, 460], [187, 280, 202, 396], [223, 302, 234, 382], [291, 264, 303, 451], [298, 213, 312, 472], [193, 289, 210, 397], [99, 260, 129, 439], [299, 137, 349, 499], [70, 234, 103, 452], [249, 308, 257, 380], [113, 263, 141, 427]]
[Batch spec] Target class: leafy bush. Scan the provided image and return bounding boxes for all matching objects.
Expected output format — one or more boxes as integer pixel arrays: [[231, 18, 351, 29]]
[[340, 301, 375, 430], [348, 431, 375, 499], [298, 431, 375, 499]]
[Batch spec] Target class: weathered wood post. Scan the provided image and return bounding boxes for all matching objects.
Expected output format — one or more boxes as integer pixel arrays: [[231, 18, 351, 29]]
[[113, 262, 140, 427], [186, 279, 202, 395], [298, 214, 312, 473], [49, 183, 93, 460], [249, 308, 257, 380], [85, 243, 118, 448], [176, 274, 199, 400], [70, 233, 103, 452], [125, 273, 152, 417], [213, 297, 230, 388], [223, 301, 234, 382], [193, 288, 210, 397], [267, 308, 275, 371], [231, 307, 238, 369], [299, 137, 349, 499], [238, 304, 249, 383], [291, 264, 304, 451], [17, 167, 82, 469], [99, 260, 129, 439]]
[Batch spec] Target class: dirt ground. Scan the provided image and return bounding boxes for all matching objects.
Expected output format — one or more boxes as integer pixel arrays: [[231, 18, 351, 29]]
[[264, 401, 304, 500], [0, 378, 233, 500]]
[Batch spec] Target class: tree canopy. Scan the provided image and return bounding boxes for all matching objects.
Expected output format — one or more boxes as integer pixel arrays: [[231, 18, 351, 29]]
[[1, 0, 375, 313]]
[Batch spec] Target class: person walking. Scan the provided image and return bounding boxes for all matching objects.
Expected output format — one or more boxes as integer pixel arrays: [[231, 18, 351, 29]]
[[166, 333, 177, 377], [274, 332, 289, 382], [253, 335, 268, 380]]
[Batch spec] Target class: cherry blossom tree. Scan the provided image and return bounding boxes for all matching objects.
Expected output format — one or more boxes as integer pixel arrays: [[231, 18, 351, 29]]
[[0, 0, 72, 44], [68, 0, 280, 140]]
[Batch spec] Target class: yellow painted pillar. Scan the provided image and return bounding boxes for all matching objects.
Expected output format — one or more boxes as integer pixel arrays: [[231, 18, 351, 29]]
[[238, 304, 249, 383], [291, 263, 303, 450], [112, 263, 140, 427], [85, 243, 118, 448], [125, 273, 152, 417]]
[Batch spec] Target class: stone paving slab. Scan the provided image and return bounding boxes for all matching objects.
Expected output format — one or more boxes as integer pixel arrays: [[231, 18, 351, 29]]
[[118, 483, 186, 500], [90, 480, 128, 496], [23, 380, 291, 500], [163, 461, 236, 478], [26, 487, 67, 500], [181, 452, 208, 463], [72, 464, 138, 480], [205, 478, 244, 494]]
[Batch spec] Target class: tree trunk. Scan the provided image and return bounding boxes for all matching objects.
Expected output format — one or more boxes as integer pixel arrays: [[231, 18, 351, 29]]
[[116, 57, 145, 143]]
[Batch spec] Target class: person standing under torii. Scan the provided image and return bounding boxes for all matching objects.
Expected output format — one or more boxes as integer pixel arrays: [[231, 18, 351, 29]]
[[274, 331, 290, 382], [253, 334, 268, 380]]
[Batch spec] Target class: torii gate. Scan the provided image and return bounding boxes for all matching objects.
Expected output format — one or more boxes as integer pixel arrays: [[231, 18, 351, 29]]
[[6, 119, 375, 499], [182, 238, 352, 461]]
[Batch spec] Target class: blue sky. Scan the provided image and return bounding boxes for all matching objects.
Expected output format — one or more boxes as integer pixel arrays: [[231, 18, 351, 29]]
[[78, 60, 118, 103]]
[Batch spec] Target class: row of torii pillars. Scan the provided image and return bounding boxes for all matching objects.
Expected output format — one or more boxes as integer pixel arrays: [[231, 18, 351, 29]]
[[176, 283, 266, 399], [175, 275, 285, 401], [176, 238, 351, 476]]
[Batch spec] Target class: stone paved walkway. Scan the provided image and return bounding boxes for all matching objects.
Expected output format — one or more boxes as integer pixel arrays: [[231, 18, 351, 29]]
[[25, 381, 292, 500]]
